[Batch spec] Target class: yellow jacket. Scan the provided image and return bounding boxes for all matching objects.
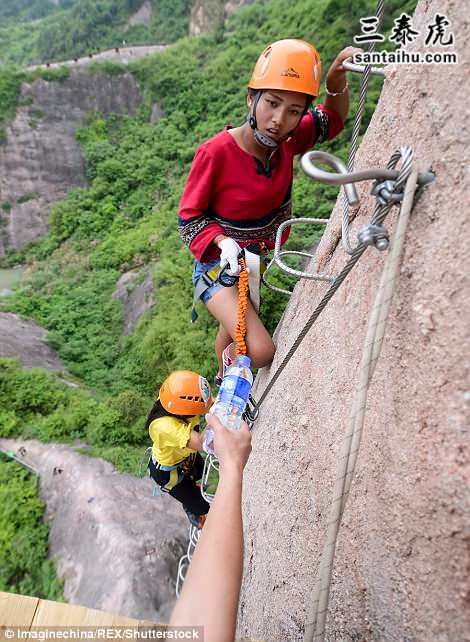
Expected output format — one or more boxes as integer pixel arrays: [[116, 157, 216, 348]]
[[149, 414, 199, 466]]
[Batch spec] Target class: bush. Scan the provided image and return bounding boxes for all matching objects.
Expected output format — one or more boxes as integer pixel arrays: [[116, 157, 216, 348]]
[[17, 191, 38, 204], [0, 455, 64, 599]]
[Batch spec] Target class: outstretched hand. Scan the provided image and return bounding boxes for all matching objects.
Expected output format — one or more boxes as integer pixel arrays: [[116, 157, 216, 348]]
[[205, 413, 252, 473]]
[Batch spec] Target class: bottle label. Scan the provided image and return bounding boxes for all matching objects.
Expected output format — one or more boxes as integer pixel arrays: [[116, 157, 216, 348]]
[[218, 374, 251, 408]]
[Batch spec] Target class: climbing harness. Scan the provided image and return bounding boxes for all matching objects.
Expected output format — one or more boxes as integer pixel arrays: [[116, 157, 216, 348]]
[[191, 244, 267, 322], [143, 443, 207, 596]]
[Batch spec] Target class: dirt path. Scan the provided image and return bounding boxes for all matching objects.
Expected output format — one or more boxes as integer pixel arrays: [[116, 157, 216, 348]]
[[27, 45, 168, 71], [0, 438, 188, 622]]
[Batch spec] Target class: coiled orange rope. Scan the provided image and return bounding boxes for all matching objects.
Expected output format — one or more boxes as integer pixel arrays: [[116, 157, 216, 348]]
[[235, 258, 249, 356]]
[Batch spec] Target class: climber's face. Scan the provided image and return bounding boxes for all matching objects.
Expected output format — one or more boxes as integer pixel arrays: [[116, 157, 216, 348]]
[[248, 89, 307, 141]]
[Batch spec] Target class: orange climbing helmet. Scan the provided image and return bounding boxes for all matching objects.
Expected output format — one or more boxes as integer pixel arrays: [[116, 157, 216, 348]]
[[159, 371, 213, 416], [248, 38, 321, 98]]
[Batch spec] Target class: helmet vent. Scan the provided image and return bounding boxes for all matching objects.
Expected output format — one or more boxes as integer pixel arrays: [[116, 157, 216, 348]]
[[179, 395, 204, 402]]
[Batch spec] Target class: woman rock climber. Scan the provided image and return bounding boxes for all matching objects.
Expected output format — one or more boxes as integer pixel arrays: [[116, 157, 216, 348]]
[[178, 39, 360, 382]]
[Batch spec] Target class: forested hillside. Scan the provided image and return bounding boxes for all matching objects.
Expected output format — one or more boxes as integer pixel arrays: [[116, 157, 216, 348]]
[[0, 0, 190, 66], [0, 0, 417, 599], [0, 0, 77, 26]]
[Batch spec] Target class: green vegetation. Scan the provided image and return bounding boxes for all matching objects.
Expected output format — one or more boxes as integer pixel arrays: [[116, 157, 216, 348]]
[[17, 192, 39, 204], [0, 452, 64, 599], [0, 1, 77, 26], [0, 0, 191, 67], [0, 358, 149, 471], [0, 67, 24, 141], [0, 64, 74, 142], [26, 66, 72, 83]]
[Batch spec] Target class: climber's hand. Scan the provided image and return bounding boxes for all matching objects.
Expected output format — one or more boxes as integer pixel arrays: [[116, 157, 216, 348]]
[[328, 46, 363, 76], [218, 238, 242, 277]]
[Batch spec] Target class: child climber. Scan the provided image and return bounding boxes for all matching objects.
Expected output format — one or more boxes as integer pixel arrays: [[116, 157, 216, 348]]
[[146, 370, 213, 529], [178, 39, 360, 383]]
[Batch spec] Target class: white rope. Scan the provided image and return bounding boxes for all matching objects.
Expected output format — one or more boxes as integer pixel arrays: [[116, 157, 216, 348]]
[[304, 168, 419, 642]]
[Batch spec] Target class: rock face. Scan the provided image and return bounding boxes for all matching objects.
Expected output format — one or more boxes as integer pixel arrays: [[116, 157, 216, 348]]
[[0, 438, 189, 623], [0, 312, 65, 372], [112, 266, 156, 335], [238, 2, 469, 641], [189, 0, 254, 36], [127, 0, 153, 27], [0, 70, 143, 255]]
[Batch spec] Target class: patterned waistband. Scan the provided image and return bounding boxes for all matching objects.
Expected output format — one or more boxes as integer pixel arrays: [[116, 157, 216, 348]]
[[179, 199, 292, 247]]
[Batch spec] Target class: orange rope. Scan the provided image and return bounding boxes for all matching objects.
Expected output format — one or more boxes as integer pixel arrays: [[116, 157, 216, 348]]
[[235, 258, 249, 356]]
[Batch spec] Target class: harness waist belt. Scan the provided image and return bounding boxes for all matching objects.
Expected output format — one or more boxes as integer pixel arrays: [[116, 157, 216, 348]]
[[151, 455, 182, 471], [191, 248, 267, 322]]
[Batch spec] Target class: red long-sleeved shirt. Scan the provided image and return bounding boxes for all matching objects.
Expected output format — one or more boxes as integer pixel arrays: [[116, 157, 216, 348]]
[[178, 105, 343, 262]]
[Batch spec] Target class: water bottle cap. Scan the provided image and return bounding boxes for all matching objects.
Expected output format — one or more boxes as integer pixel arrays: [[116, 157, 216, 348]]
[[236, 355, 251, 368]]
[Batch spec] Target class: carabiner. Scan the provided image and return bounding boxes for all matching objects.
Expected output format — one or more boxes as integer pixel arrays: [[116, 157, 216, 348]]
[[218, 251, 244, 287]]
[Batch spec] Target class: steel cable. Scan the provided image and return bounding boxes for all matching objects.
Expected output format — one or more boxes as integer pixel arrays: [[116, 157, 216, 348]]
[[342, 0, 386, 254]]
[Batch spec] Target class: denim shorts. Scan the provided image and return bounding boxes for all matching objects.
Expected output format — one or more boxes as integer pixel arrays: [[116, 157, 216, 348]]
[[192, 259, 224, 304]]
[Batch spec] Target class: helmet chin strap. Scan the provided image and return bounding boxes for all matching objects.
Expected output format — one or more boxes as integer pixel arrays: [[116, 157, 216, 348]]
[[247, 91, 279, 150], [247, 90, 311, 150]]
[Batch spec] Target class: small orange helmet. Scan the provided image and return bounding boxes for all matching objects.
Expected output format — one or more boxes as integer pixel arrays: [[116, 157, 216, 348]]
[[159, 371, 213, 416], [248, 39, 321, 98]]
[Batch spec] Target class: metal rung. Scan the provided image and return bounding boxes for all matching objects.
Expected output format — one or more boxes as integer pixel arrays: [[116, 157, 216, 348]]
[[343, 56, 385, 77], [200, 454, 219, 505], [176, 525, 201, 597], [270, 218, 335, 284]]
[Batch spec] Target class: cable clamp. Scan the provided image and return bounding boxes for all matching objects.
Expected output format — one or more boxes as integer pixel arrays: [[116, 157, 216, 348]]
[[357, 223, 389, 251], [371, 179, 404, 206]]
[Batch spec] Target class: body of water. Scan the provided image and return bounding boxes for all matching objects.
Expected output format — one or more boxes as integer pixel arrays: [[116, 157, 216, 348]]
[[0, 267, 25, 297]]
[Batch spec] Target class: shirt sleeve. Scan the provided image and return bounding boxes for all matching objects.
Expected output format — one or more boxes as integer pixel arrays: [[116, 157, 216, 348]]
[[149, 417, 192, 451], [178, 146, 225, 262], [290, 104, 344, 156]]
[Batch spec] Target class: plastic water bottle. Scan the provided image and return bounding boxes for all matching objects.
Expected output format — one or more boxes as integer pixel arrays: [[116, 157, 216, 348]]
[[203, 355, 253, 455]]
